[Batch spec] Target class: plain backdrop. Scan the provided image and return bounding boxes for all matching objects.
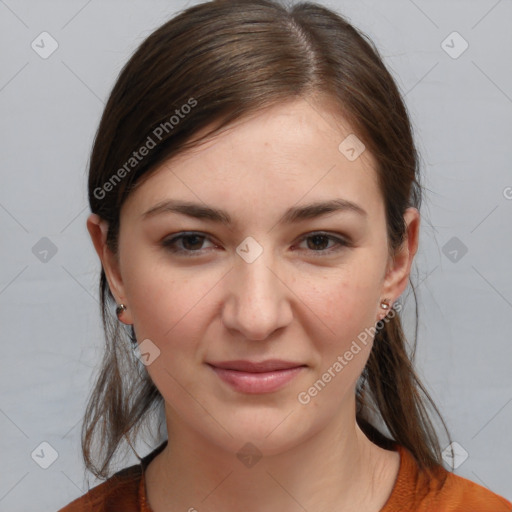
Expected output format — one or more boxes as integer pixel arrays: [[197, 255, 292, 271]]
[[0, 0, 511, 510]]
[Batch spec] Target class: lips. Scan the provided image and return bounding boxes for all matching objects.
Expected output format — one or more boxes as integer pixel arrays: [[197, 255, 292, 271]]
[[206, 360, 306, 394], [207, 359, 305, 372]]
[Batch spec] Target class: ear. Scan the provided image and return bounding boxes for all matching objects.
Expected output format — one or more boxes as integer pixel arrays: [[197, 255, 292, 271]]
[[379, 207, 420, 317], [86, 213, 133, 324]]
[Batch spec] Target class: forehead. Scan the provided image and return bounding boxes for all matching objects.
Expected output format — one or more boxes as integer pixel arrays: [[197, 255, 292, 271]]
[[122, 97, 382, 222]]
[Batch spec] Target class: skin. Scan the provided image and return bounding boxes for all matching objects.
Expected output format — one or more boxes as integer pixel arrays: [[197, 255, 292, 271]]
[[87, 96, 420, 512]]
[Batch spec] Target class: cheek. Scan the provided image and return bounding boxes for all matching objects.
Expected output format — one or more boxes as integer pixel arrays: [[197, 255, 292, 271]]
[[298, 260, 383, 344], [292, 257, 385, 400], [124, 268, 203, 342], [119, 242, 223, 358], [120, 255, 215, 397], [292, 273, 379, 409]]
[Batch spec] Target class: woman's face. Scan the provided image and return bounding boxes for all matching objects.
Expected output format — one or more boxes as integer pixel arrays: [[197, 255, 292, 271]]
[[93, 97, 418, 456]]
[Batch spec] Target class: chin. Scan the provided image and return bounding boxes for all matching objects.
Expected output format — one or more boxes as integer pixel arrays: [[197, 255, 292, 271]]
[[205, 406, 317, 457]]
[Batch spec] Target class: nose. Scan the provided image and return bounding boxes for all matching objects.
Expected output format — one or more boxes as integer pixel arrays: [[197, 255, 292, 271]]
[[221, 249, 293, 341]]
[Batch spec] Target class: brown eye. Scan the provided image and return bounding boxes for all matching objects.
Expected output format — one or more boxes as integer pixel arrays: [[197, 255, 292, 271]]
[[162, 232, 215, 255], [306, 234, 331, 251], [296, 232, 350, 256]]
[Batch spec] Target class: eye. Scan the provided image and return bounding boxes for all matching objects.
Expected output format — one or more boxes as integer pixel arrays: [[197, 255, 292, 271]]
[[295, 232, 350, 256], [161, 232, 217, 256], [161, 231, 350, 257]]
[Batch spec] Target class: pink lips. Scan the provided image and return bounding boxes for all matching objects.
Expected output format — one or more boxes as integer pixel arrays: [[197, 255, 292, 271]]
[[207, 359, 306, 394]]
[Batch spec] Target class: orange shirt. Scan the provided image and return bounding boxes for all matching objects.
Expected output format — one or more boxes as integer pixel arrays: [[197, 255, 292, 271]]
[[58, 440, 511, 511]]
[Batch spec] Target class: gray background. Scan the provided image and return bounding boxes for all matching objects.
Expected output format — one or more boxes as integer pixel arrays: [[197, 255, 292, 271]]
[[1, 0, 511, 510]]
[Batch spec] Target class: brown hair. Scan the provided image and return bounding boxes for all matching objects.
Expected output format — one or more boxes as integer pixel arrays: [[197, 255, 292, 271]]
[[83, 0, 450, 480]]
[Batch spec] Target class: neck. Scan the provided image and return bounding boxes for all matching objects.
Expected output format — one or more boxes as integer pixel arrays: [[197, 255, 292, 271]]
[[145, 398, 399, 512]]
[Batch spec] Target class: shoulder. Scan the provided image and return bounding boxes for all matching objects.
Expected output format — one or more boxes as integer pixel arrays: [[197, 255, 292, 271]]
[[382, 445, 512, 512], [56, 440, 167, 512], [433, 471, 512, 511], [57, 464, 142, 512]]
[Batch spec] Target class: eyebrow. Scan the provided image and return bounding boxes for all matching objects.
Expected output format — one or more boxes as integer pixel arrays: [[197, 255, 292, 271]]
[[141, 198, 367, 225]]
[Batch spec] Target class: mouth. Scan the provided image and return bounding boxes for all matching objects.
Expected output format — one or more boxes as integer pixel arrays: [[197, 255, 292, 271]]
[[206, 360, 307, 394]]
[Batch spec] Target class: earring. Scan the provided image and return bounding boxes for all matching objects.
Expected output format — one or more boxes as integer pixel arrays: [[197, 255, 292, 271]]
[[116, 303, 127, 318], [380, 299, 390, 310]]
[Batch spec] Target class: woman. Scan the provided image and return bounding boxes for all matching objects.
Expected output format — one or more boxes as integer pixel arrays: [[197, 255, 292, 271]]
[[58, 0, 512, 510]]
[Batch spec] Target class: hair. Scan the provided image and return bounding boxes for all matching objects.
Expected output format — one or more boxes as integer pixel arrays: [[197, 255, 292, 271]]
[[82, 0, 451, 481]]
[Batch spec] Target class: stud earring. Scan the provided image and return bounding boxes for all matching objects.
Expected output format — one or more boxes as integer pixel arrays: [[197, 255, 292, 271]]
[[116, 303, 127, 319], [380, 299, 390, 310]]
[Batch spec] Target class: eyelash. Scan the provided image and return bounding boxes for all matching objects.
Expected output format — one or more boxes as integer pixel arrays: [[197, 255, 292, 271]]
[[161, 231, 351, 257]]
